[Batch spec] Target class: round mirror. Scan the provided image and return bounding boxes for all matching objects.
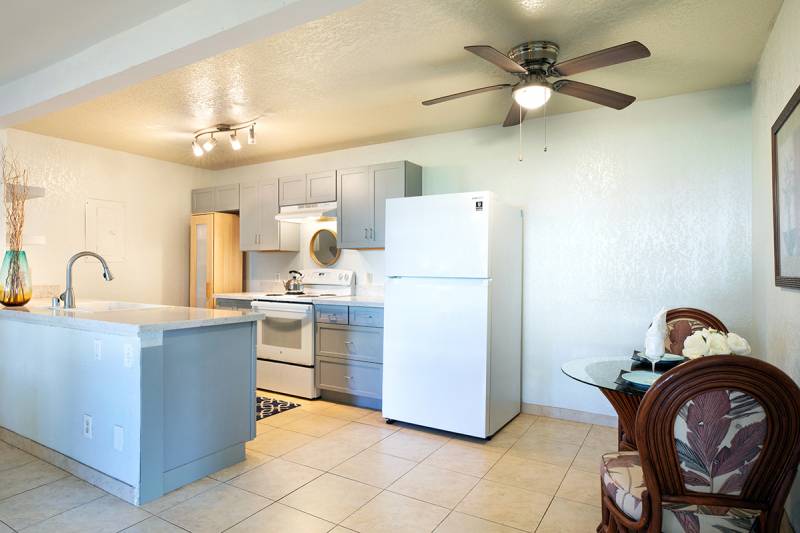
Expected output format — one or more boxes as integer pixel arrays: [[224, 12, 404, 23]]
[[309, 229, 340, 266]]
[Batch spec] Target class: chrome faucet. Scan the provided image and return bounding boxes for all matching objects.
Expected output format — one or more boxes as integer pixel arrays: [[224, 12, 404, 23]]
[[58, 251, 114, 309]]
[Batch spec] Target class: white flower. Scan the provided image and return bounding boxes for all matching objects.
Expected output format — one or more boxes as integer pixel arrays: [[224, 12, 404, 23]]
[[707, 332, 731, 355], [726, 333, 751, 356], [683, 332, 709, 359]]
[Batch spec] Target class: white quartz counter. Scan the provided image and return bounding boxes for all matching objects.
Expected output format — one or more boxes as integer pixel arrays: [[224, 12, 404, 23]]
[[0, 299, 264, 335]]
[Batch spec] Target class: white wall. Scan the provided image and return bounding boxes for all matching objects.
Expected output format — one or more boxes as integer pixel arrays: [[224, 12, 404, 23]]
[[751, 0, 800, 525], [214, 85, 753, 416], [3, 129, 208, 306]]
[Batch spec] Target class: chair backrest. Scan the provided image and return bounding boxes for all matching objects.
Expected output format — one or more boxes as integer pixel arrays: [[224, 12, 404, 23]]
[[664, 308, 728, 355], [635, 356, 800, 526]]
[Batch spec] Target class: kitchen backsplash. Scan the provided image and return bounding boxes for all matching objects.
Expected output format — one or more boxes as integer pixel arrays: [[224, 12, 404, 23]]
[[245, 219, 385, 295]]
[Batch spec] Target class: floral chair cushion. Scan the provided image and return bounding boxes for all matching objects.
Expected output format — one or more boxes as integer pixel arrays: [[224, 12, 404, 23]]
[[662, 503, 759, 532], [665, 318, 707, 354], [601, 451, 646, 520], [602, 452, 762, 531], [674, 389, 766, 494]]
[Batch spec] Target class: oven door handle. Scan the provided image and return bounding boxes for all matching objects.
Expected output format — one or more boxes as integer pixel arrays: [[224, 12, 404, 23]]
[[252, 302, 313, 316]]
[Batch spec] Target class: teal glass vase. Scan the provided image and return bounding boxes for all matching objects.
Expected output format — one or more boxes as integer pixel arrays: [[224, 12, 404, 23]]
[[0, 250, 32, 306]]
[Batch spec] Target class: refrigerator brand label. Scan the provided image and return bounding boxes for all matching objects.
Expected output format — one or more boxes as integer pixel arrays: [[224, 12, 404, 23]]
[[475, 200, 483, 212]]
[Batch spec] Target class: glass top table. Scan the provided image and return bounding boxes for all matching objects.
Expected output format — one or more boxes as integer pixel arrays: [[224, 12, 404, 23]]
[[561, 356, 685, 450], [561, 356, 668, 396]]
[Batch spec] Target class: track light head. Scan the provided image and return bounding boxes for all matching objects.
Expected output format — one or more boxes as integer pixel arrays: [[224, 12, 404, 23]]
[[230, 131, 242, 151], [202, 134, 217, 152], [192, 140, 203, 157], [248, 124, 256, 145]]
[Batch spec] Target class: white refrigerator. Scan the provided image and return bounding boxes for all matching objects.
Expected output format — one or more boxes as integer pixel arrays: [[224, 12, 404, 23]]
[[382, 191, 523, 438]]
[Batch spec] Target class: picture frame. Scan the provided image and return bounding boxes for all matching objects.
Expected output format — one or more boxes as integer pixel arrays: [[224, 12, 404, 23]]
[[772, 83, 800, 289]]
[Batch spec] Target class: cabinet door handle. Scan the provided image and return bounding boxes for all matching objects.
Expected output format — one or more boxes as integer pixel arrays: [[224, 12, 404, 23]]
[[364, 228, 368, 239], [369, 228, 374, 240]]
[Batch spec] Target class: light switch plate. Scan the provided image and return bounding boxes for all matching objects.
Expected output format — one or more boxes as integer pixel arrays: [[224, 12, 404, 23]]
[[83, 415, 93, 439]]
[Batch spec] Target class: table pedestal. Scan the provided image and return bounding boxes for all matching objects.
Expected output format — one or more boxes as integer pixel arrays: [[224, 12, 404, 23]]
[[599, 389, 642, 451]]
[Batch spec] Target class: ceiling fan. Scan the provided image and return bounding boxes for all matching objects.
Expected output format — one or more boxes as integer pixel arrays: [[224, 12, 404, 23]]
[[422, 40, 651, 126]]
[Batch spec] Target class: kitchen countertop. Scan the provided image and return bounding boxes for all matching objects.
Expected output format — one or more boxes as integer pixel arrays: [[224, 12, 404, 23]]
[[0, 299, 265, 335], [214, 292, 384, 307]]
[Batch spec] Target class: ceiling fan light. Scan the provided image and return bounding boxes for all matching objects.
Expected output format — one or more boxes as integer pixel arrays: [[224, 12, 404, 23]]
[[203, 134, 217, 152], [513, 83, 552, 110], [230, 131, 242, 151], [192, 140, 204, 157]]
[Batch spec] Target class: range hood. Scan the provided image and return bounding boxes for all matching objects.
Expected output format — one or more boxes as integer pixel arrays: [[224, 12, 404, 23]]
[[274, 201, 337, 223]]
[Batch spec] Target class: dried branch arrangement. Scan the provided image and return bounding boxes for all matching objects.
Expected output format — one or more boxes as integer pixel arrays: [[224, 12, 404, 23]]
[[0, 148, 32, 306], [2, 148, 29, 251]]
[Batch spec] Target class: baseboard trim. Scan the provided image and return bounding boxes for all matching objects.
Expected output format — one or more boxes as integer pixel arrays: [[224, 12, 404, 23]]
[[522, 402, 617, 428], [0, 426, 136, 504]]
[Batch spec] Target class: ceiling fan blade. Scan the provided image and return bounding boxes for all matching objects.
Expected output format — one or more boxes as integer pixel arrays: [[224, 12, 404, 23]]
[[421, 84, 512, 106], [465, 45, 528, 74], [502, 100, 527, 127], [552, 41, 650, 77], [553, 80, 635, 109]]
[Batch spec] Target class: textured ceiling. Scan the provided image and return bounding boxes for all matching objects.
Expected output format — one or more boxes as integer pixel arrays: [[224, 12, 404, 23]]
[[0, 0, 189, 85], [15, 0, 781, 169]]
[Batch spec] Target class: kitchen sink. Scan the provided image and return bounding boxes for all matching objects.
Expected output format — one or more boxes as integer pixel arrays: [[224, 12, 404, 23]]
[[45, 301, 164, 313]]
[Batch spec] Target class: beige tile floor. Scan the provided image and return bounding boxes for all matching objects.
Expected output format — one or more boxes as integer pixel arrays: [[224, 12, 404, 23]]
[[0, 395, 796, 533]]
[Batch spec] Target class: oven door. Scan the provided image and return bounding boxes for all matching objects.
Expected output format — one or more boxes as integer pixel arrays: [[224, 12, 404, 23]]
[[253, 302, 314, 366]]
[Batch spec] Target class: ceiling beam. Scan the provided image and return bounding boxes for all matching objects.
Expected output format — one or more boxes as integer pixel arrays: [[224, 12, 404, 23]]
[[0, 0, 362, 127]]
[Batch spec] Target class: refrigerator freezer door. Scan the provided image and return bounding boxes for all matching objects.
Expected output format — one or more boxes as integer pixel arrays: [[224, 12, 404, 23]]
[[382, 277, 490, 437], [385, 192, 491, 279]]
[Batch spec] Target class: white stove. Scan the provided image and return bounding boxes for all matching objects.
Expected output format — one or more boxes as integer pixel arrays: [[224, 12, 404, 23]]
[[251, 269, 354, 398]]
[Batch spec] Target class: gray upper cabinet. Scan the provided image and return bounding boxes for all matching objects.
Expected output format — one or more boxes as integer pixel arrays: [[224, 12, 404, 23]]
[[337, 166, 373, 248], [278, 176, 307, 206], [191, 184, 240, 213], [240, 178, 299, 252], [306, 170, 336, 203], [337, 161, 422, 249], [191, 187, 215, 213]]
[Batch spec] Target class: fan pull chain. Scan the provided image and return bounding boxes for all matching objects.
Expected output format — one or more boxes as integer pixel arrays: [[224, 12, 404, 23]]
[[518, 105, 523, 162], [543, 98, 548, 152]]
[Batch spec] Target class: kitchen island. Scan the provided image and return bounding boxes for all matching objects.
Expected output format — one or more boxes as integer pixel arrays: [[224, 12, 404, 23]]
[[0, 300, 264, 505]]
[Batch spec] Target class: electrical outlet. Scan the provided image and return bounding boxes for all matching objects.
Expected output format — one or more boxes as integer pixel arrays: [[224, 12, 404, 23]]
[[123, 344, 134, 368], [113, 425, 124, 451], [82, 415, 93, 439], [366, 272, 373, 284], [93, 340, 102, 360], [274, 272, 282, 281]]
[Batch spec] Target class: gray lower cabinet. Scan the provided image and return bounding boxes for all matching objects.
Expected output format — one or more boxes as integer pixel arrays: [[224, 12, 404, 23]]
[[315, 305, 383, 400], [192, 184, 240, 213], [337, 161, 422, 249], [317, 357, 382, 399]]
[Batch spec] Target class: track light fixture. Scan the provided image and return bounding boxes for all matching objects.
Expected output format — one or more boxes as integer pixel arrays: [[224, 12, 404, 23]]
[[192, 121, 256, 157]]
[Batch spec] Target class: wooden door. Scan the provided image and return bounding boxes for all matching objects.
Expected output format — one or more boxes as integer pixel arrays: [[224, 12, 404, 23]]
[[212, 213, 242, 298], [337, 166, 373, 249], [190, 214, 214, 307], [306, 170, 336, 203]]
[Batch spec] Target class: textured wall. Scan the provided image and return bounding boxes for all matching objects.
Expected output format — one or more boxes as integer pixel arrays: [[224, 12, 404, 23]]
[[215, 85, 753, 416], [751, 0, 800, 525], [3, 129, 206, 306]]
